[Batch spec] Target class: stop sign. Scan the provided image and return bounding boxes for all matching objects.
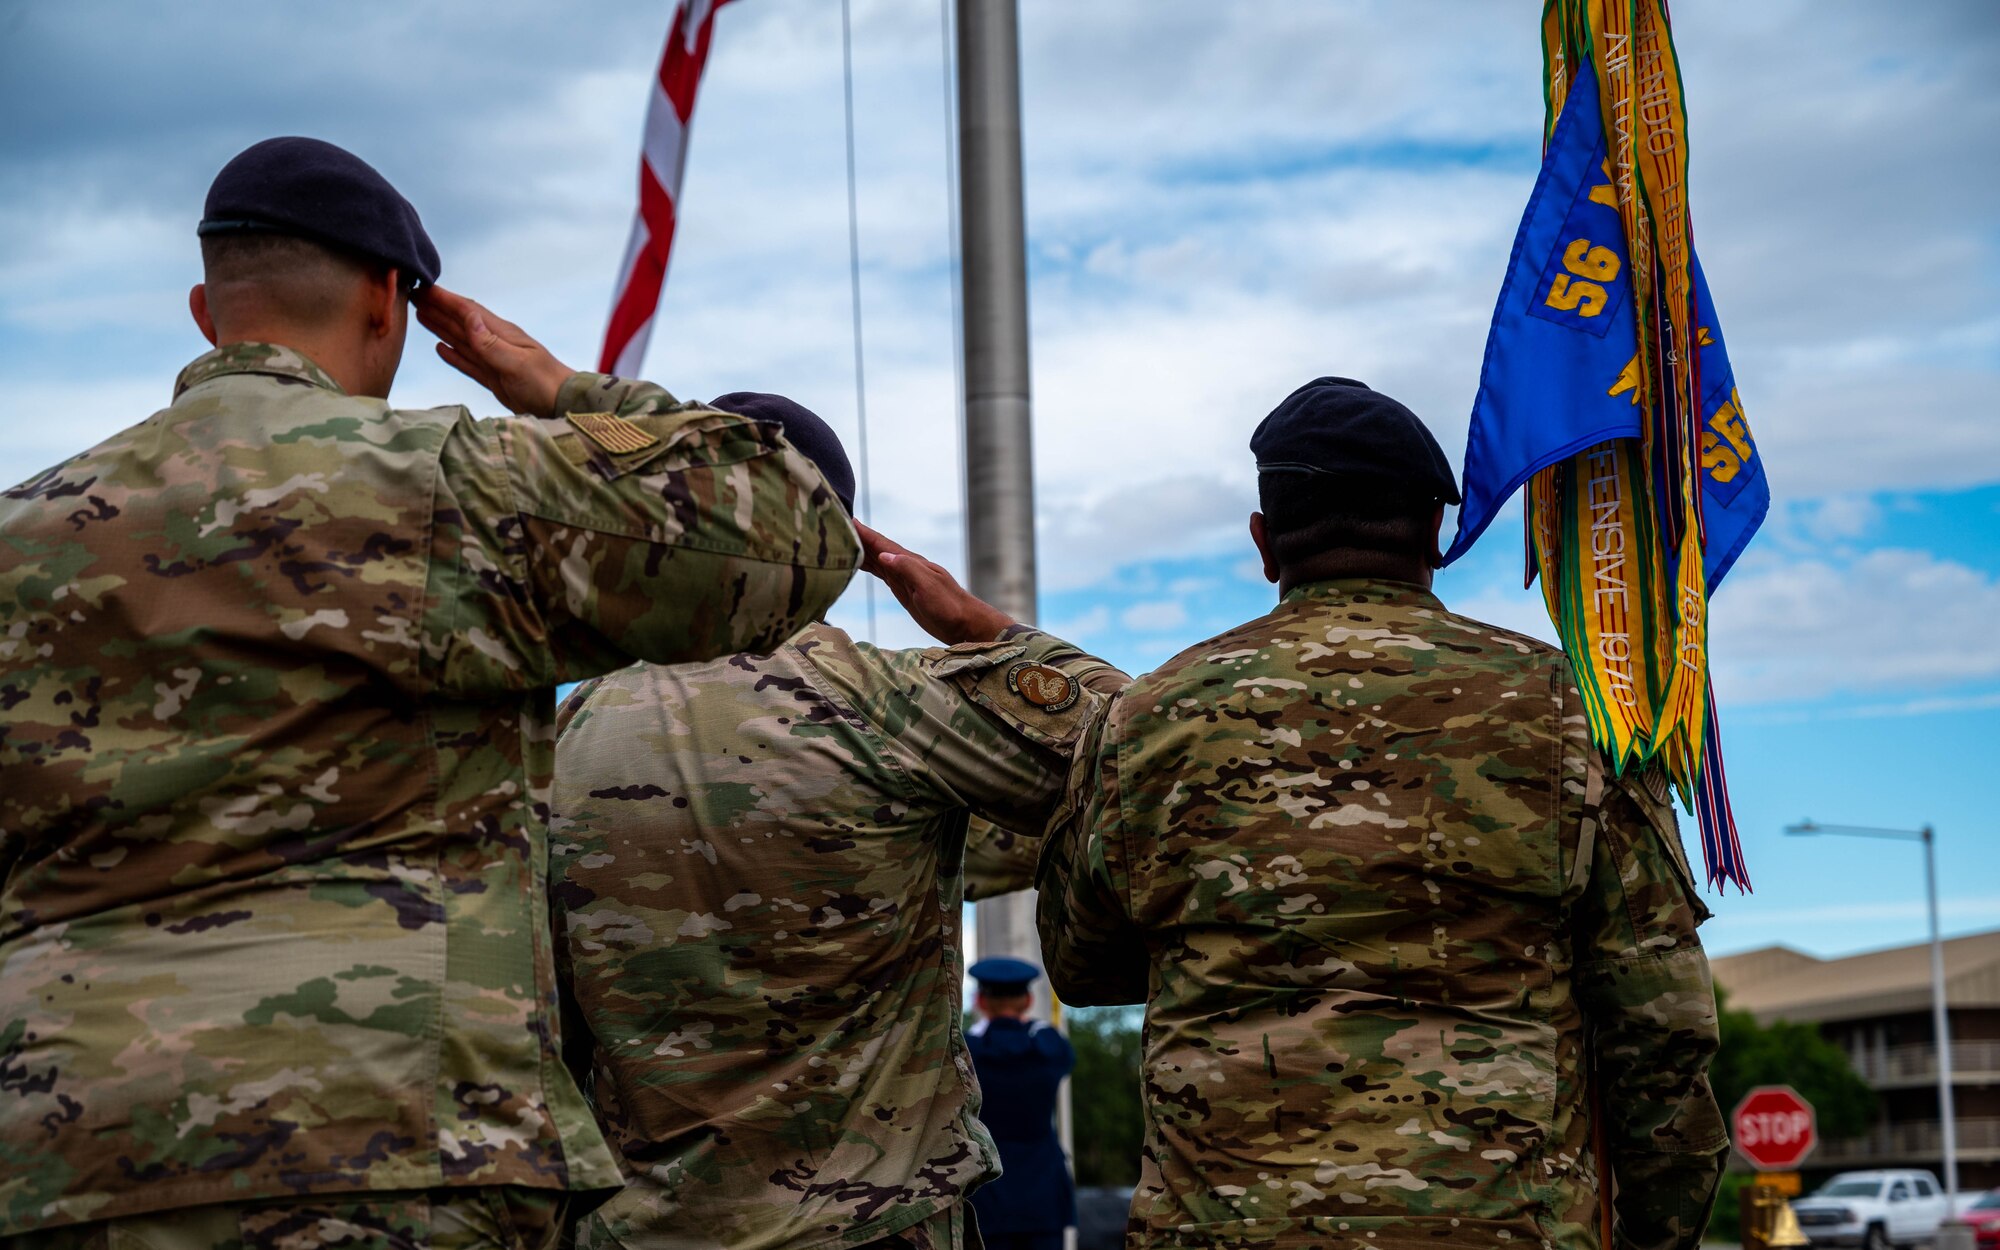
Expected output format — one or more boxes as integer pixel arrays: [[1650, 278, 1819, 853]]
[[1733, 1085, 1818, 1170]]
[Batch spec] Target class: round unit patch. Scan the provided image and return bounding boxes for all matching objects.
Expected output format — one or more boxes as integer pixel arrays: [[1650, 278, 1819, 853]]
[[1007, 662, 1080, 713]]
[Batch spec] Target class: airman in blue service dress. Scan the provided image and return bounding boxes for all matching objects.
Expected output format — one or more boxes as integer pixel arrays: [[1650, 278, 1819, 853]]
[[966, 958, 1077, 1250]]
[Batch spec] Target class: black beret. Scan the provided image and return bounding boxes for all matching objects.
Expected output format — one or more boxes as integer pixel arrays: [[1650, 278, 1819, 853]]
[[199, 137, 440, 290], [1250, 376, 1462, 517], [710, 392, 855, 512]]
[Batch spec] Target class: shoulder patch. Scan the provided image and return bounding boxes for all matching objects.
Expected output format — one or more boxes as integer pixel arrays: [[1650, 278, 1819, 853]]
[[1007, 661, 1080, 713], [929, 643, 1100, 753], [565, 411, 661, 455]]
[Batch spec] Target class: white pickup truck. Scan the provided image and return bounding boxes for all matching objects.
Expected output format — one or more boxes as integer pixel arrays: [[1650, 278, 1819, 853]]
[[1790, 1170, 1952, 1249]]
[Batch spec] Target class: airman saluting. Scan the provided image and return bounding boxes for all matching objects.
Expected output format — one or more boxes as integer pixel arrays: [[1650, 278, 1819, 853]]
[[548, 400, 1121, 1250], [0, 138, 857, 1247]]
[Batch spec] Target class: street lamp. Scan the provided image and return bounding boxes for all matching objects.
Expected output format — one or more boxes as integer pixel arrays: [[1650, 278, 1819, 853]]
[[1785, 820, 1958, 1217]]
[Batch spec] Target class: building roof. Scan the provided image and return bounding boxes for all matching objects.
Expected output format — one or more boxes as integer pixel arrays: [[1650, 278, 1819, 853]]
[[1712, 929, 2000, 1024]]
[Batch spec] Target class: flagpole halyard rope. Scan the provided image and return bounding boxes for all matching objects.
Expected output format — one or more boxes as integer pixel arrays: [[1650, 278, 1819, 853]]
[[939, 0, 970, 575], [839, 0, 878, 642]]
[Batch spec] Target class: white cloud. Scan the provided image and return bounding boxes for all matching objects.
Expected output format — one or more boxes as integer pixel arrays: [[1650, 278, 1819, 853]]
[[1043, 604, 1111, 644], [1118, 599, 1189, 634], [1037, 473, 1251, 593], [1739, 688, 2000, 726], [1446, 535, 2000, 710], [3, 0, 1997, 671], [10, 0, 1998, 978], [1, 377, 173, 485], [1446, 586, 1561, 652], [1710, 547, 2000, 706], [1792, 495, 1882, 546]]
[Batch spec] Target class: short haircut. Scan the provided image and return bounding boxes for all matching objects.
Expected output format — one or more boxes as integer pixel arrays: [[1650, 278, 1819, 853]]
[[199, 233, 406, 328], [1258, 472, 1433, 564]]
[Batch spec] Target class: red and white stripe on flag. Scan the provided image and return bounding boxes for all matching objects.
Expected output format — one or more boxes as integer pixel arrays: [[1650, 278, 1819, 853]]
[[599, 0, 727, 377]]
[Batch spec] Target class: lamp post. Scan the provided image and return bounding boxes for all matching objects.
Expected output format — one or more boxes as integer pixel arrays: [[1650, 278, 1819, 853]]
[[1785, 820, 1957, 1216]]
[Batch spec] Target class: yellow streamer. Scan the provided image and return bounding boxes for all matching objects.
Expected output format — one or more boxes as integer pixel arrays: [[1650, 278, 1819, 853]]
[[1525, 0, 1716, 803]]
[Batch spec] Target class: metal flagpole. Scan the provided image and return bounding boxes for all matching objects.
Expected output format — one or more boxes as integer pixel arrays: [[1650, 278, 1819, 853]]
[[955, 0, 1040, 971], [955, 2, 1074, 1238], [955, 0, 1037, 628]]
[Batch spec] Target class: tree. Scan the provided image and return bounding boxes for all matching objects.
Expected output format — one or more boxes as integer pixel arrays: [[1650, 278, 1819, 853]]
[[1709, 988, 1878, 1141], [1068, 1005, 1144, 1186]]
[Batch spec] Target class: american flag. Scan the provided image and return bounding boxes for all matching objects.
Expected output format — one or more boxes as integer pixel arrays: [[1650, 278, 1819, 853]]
[[599, 0, 728, 377]]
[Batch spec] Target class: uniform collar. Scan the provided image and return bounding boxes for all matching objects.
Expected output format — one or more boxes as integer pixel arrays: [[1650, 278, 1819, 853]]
[[1279, 576, 1443, 613], [174, 342, 345, 400]]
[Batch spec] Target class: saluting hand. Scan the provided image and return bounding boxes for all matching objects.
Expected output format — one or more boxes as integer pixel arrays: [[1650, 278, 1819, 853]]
[[416, 286, 574, 419], [858, 523, 1014, 646]]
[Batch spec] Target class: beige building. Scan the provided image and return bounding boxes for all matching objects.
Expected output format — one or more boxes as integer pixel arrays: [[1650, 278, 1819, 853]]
[[1712, 929, 2000, 1189]]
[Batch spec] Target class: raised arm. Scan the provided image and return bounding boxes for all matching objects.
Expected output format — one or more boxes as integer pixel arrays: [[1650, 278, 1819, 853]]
[[963, 818, 1042, 901], [419, 287, 858, 690]]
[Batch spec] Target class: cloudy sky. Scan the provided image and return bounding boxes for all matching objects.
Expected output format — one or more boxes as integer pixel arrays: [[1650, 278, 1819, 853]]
[[4, 0, 1997, 959]]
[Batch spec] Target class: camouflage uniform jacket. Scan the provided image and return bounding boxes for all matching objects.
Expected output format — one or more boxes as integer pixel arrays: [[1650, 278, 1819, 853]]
[[1039, 579, 1728, 1250], [0, 344, 858, 1233], [962, 818, 1042, 902], [550, 623, 1122, 1250]]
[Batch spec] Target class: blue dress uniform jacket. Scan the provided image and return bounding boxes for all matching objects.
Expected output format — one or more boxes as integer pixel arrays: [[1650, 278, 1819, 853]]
[[967, 1018, 1077, 1238]]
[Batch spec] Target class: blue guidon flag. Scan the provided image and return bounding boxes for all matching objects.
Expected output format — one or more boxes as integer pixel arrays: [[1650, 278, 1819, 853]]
[[1445, 69, 1768, 586], [1444, 56, 1770, 891]]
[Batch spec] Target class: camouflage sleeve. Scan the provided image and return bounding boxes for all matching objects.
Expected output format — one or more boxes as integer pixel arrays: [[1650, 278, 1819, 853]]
[[431, 372, 858, 691], [996, 623, 1130, 696], [963, 817, 1042, 901], [1572, 759, 1729, 1250], [960, 639, 1129, 900], [1036, 705, 1149, 1007], [830, 628, 1121, 836]]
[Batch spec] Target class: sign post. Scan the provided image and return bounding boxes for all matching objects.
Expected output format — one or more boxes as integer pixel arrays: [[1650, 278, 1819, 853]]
[[1734, 1086, 1816, 1250]]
